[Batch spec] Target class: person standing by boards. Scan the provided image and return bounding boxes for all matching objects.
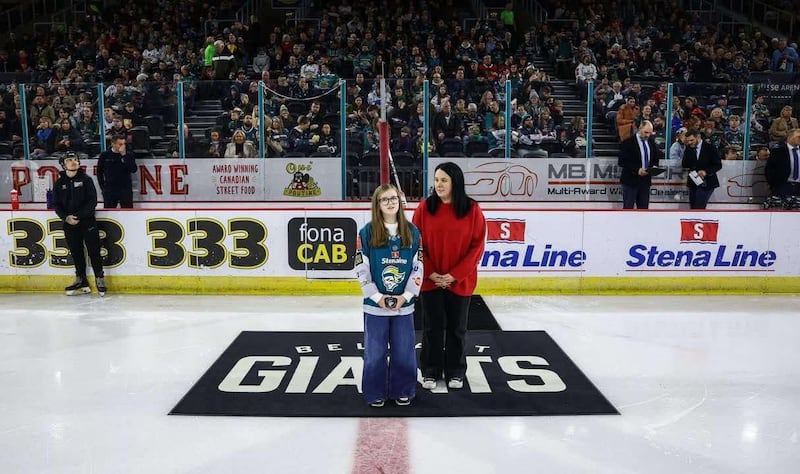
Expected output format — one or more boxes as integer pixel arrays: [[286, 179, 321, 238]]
[[53, 152, 106, 296]]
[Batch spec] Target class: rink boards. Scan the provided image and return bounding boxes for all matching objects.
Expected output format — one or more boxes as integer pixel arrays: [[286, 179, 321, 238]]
[[1, 208, 799, 294]]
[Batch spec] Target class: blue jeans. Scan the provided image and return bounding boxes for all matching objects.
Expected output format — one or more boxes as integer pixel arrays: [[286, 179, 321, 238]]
[[362, 312, 417, 404]]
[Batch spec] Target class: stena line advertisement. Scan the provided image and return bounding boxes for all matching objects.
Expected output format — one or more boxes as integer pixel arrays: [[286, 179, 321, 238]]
[[1, 209, 798, 280]]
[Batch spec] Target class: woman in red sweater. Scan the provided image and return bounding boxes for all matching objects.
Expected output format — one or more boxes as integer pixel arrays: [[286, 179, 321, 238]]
[[412, 162, 486, 391]]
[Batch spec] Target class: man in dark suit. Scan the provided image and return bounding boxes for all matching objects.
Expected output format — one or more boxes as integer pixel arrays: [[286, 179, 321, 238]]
[[682, 129, 722, 209], [618, 120, 662, 209], [765, 129, 800, 198]]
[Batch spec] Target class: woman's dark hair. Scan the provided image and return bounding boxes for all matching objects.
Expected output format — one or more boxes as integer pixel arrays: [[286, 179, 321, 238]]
[[426, 161, 473, 218]]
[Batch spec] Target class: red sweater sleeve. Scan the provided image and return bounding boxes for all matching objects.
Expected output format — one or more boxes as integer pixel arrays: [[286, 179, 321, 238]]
[[448, 202, 486, 284]]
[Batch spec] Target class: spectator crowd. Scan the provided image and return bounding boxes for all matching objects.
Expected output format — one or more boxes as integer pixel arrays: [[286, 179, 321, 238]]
[[0, 0, 798, 163]]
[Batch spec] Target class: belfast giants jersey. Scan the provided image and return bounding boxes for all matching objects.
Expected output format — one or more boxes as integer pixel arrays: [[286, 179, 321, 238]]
[[354, 223, 423, 316]]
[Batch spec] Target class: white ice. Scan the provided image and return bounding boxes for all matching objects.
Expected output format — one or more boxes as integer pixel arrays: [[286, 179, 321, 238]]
[[0, 293, 798, 473]]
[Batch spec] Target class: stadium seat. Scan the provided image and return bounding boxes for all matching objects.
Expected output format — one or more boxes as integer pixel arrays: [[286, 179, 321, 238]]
[[287, 101, 307, 116], [129, 126, 151, 153], [466, 141, 489, 156], [144, 115, 165, 143], [392, 152, 415, 167]]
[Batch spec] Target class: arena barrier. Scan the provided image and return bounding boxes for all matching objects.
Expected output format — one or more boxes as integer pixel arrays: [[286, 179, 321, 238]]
[[2, 207, 798, 294]]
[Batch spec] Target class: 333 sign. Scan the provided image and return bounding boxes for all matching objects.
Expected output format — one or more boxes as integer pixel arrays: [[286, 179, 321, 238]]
[[145, 218, 268, 269], [6, 217, 268, 269], [7, 218, 126, 268]]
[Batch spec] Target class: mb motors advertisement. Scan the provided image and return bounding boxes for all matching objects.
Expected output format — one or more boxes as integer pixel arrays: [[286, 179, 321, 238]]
[[1, 210, 797, 283], [428, 157, 769, 203]]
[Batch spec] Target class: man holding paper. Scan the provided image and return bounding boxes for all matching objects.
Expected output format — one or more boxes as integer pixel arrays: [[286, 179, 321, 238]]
[[682, 129, 722, 209], [618, 120, 663, 209]]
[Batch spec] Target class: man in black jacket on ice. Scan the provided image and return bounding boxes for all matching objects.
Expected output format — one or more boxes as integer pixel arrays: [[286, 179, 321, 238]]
[[97, 134, 137, 208], [53, 152, 106, 296]]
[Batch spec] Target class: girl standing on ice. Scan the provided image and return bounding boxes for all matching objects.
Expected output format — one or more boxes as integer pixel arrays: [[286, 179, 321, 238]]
[[355, 184, 423, 407]]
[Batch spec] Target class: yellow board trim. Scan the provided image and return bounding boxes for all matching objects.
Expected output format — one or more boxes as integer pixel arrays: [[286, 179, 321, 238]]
[[1, 275, 799, 295]]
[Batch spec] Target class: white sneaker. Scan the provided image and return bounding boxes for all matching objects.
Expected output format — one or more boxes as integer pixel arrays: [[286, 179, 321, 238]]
[[395, 397, 411, 406], [447, 377, 464, 389], [421, 378, 436, 390], [369, 400, 385, 408]]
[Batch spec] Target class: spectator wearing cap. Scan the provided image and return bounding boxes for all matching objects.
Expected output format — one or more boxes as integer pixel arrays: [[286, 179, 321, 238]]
[[515, 114, 548, 158]]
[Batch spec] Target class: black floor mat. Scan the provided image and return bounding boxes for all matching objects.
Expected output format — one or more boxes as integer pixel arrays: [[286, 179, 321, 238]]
[[171, 330, 617, 418]]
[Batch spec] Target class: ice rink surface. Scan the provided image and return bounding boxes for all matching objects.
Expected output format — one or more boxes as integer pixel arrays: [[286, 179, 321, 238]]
[[0, 293, 798, 473]]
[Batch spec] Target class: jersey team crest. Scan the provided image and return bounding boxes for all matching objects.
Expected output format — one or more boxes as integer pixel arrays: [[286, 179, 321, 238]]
[[381, 265, 406, 291]]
